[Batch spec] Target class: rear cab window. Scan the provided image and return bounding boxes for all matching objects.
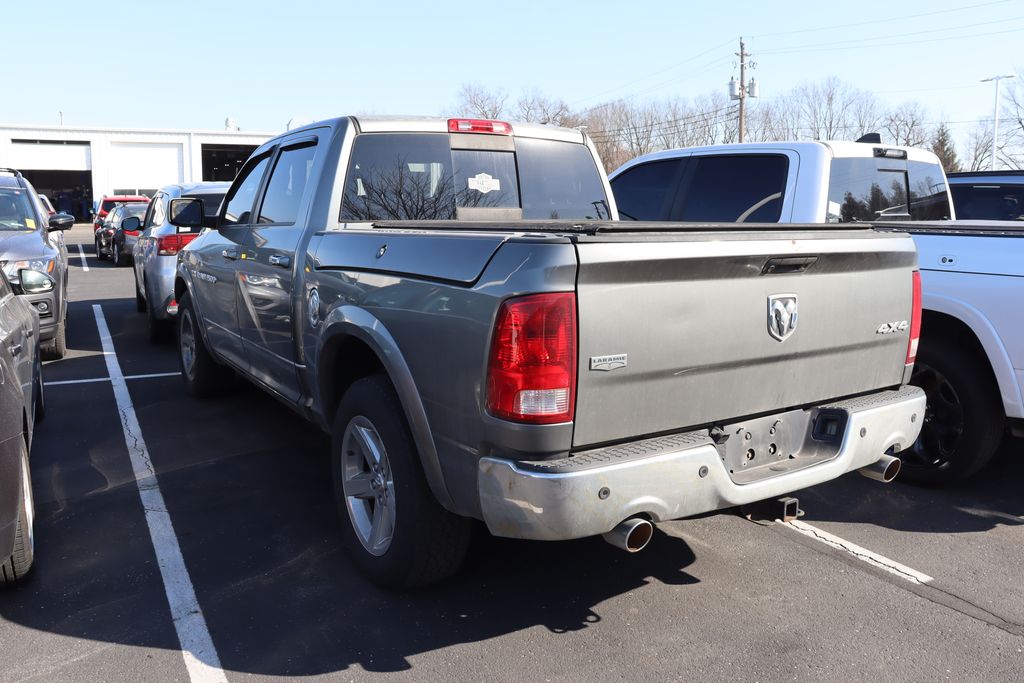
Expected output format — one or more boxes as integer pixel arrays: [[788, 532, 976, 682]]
[[340, 132, 609, 221], [827, 152, 951, 223], [949, 183, 1023, 221], [610, 159, 687, 221]]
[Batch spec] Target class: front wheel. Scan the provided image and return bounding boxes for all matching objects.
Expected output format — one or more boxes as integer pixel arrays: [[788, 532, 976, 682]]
[[1, 442, 36, 584], [111, 240, 121, 266], [177, 293, 231, 397], [902, 337, 1005, 484], [331, 375, 471, 588], [43, 320, 67, 361]]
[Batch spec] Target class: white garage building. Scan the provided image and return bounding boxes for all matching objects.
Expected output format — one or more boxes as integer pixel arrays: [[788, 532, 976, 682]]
[[0, 123, 275, 220]]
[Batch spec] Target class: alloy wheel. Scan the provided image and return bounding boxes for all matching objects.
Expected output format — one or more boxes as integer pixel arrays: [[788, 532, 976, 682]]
[[179, 310, 197, 379], [340, 416, 396, 556], [909, 361, 965, 468]]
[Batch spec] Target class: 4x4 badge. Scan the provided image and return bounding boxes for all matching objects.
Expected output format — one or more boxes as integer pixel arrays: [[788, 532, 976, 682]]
[[767, 294, 798, 342]]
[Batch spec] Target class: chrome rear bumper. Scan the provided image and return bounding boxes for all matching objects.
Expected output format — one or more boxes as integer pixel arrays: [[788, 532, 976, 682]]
[[478, 386, 925, 541]]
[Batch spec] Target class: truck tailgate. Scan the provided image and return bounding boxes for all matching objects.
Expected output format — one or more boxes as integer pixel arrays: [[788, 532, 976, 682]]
[[572, 229, 918, 448]]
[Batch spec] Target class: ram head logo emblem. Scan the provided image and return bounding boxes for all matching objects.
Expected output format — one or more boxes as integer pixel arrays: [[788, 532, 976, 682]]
[[768, 294, 798, 342]]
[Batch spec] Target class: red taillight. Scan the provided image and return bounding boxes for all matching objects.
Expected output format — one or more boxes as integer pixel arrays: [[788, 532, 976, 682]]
[[486, 293, 577, 424], [157, 233, 198, 256], [448, 118, 513, 135], [906, 270, 922, 364]]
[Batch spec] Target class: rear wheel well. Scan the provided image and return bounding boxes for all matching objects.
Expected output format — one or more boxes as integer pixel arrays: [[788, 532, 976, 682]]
[[174, 278, 187, 302], [920, 309, 1000, 392], [319, 335, 386, 423]]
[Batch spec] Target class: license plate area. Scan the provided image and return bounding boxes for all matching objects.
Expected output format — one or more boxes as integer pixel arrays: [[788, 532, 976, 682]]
[[711, 407, 847, 485]]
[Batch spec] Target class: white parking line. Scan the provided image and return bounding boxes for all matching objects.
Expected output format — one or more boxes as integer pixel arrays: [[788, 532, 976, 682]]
[[77, 244, 89, 272], [92, 305, 226, 683], [780, 519, 934, 585], [45, 371, 182, 387]]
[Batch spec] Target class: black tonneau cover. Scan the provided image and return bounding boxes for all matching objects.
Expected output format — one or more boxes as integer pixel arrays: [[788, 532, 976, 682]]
[[371, 220, 880, 235], [874, 220, 1024, 238]]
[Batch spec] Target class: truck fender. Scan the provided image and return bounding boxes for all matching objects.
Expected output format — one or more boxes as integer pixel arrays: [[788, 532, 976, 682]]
[[173, 267, 216, 352], [923, 291, 1023, 419], [318, 305, 455, 511]]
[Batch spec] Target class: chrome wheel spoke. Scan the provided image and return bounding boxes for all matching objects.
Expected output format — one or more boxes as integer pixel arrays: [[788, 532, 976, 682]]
[[346, 472, 376, 500]]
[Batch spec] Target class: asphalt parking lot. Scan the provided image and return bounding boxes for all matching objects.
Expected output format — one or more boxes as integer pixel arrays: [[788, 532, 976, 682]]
[[1, 228, 1022, 682]]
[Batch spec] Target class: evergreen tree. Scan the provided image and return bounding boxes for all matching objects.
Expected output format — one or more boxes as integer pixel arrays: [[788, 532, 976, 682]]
[[930, 123, 962, 173]]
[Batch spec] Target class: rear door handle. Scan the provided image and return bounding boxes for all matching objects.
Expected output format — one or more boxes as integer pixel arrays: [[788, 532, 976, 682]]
[[222, 249, 239, 260], [268, 254, 291, 268], [10, 343, 21, 356]]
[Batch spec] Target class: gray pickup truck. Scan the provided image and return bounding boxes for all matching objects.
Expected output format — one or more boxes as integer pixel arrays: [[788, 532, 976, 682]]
[[169, 116, 925, 587]]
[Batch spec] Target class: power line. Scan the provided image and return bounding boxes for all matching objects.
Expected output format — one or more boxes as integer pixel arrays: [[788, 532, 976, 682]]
[[587, 104, 738, 139], [572, 39, 734, 107], [756, 25, 1024, 56], [757, 15, 1024, 55], [750, 0, 1011, 39], [589, 108, 739, 142], [582, 58, 733, 113]]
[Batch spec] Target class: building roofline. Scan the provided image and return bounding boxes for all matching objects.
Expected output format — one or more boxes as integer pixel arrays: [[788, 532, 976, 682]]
[[0, 122, 278, 137]]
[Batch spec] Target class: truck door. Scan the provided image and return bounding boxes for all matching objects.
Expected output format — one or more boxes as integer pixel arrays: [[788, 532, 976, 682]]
[[237, 138, 319, 402], [191, 152, 272, 372]]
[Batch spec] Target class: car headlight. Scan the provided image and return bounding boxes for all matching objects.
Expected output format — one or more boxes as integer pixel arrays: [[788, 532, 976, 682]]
[[2, 257, 56, 283]]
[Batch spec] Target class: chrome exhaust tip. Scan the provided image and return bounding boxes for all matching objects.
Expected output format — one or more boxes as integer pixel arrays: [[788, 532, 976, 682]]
[[602, 518, 654, 553], [859, 453, 901, 483]]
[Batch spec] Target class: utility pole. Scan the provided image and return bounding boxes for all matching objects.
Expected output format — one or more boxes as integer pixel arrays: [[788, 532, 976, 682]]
[[981, 74, 1014, 170], [729, 38, 757, 143]]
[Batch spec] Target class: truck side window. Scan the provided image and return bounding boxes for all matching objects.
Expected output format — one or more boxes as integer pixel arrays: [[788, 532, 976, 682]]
[[677, 155, 788, 223], [222, 155, 271, 226], [258, 142, 318, 225], [610, 159, 685, 221]]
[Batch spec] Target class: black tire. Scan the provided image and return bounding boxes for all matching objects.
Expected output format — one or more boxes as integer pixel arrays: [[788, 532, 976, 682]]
[[42, 320, 67, 361], [146, 281, 171, 343], [331, 375, 471, 589], [1, 441, 36, 584], [135, 275, 146, 313], [96, 237, 107, 261], [111, 240, 121, 266], [902, 337, 1005, 484], [177, 292, 231, 397]]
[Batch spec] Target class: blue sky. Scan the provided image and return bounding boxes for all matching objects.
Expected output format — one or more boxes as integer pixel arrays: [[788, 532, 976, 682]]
[[6, 0, 1021, 145]]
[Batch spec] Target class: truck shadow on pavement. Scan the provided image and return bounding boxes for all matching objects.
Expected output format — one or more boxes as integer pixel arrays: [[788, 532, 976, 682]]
[[1, 298, 701, 677], [793, 439, 1024, 534]]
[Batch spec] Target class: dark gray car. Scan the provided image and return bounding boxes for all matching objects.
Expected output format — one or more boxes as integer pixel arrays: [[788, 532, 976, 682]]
[[0, 170, 72, 359], [0, 255, 46, 583]]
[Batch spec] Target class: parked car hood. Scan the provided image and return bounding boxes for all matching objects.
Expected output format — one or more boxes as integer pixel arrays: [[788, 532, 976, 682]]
[[0, 230, 56, 262]]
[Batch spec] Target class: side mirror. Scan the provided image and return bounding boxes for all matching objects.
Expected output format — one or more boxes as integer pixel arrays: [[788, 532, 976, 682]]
[[168, 198, 209, 228], [18, 269, 55, 294], [121, 216, 141, 232], [48, 213, 74, 231]]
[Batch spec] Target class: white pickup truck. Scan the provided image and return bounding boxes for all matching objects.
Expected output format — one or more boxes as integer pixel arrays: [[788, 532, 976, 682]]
[[611, 140, 1021, 482]]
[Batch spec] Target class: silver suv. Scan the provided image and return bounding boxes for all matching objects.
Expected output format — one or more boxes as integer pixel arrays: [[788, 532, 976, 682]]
[[130, 182, 228, 341]]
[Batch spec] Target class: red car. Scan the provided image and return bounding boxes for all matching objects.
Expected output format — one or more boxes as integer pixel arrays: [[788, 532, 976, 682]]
[[93, 195, 149, 231]]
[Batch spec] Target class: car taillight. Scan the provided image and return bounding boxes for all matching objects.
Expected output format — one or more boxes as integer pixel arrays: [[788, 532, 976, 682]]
[[486, 293, 577, 424], [448, 118, 513, 135], [157, 233, 198, 256], [906, 270, 922, 365]]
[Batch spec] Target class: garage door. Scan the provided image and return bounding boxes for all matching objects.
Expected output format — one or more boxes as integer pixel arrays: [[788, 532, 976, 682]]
[[108, 142, 183, 190], [8, 140, 91, 170]]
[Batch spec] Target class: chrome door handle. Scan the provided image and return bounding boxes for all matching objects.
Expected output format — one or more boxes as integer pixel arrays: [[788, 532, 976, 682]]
[[268, 254, 291, 268], [10, 343, 21, 356], [222, 249, 239, 260], [24, 329, 33, 338]]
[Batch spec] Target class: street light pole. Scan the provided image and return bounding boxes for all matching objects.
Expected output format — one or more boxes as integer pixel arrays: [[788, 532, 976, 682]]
[[981, 74, 1015, 171]]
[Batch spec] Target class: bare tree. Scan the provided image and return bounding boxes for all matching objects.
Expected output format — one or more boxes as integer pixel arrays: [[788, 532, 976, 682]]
[[792, 77, 867, 140], [454, 82, 508, 119], [884, 102, 928, 147], [515, 90, 579, 126], [999, 72, 1024, 169], [965, 121, 994, 171]]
